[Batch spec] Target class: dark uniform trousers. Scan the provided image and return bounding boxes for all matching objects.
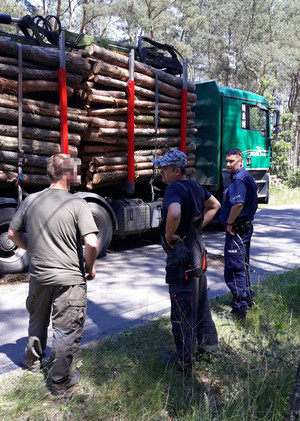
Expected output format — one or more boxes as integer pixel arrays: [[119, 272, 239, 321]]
[[169, 271, 218, 366], [26, 281, 87, 384], [163, 216, 218, 367], [224, 223, 254, 315]]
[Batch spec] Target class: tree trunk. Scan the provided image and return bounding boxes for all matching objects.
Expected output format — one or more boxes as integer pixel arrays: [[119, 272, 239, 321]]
[[0, 171, 49, 186], [0, 124, 81, 145], [93, 59, 197, 101], [87, 107, 128, 116], [0, 77, 74, 96], [0, 106, 88, 132], [0, 136, 78, 156], [0, 163, 47, 174], [97, 127, 197, 136], [0, 150, 49, 168], [0, 95, 90, 123], [94, 74, 127, 90], [0, 37, 91, 76], [0, 93, 87, 115], [0, 63, 82, 85], [88, 44, 195, 91]]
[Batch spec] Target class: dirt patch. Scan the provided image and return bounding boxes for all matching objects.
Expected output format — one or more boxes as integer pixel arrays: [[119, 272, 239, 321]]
[[0, 272, 29, 285], [208, 254, 224, 267]]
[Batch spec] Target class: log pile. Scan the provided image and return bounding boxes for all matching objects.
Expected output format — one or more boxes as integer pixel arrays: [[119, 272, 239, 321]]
[[0, 36, 198, 189], [0, 37, 90, 186], [81, 44, 197, 189]]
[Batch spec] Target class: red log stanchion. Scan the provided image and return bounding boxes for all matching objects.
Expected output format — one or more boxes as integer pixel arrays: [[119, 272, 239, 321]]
[[180, 58, 188, 154], [58, 31, 69, 155], [126, 49, 135, 192]]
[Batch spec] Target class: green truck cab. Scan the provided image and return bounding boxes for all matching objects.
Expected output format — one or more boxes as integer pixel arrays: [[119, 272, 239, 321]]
[[192, 80, 276, 204]]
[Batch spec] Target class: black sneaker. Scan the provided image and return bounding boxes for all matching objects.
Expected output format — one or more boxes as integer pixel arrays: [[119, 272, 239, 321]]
[[230, 310, 246, 320], [50, 372, 81, 396]]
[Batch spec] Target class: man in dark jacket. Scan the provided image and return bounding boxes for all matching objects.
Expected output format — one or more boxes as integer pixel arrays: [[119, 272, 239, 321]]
[[152, 150, 221, 370], [220, 148, 258, 318]]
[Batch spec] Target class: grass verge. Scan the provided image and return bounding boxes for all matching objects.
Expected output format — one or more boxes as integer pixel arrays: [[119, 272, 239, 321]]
[[263, 185, 300, 207], [0, 267, 299, 420]]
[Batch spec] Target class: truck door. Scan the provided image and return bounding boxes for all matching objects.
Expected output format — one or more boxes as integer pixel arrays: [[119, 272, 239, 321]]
[[221, 93, 271, 202]]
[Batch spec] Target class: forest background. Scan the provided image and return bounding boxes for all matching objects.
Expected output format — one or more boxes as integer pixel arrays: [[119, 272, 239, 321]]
[[1, 0, 300, 185]]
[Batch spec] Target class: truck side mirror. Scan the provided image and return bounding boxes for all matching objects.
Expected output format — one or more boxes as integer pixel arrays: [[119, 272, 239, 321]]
[[272, 109, 280, 134]]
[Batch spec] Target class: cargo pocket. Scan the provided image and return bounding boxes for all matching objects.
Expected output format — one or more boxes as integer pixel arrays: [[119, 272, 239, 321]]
[[68, 284, 87, 330], [226, 249, 245, 272], [184, 267, 202, 280], [166, 265, 186, 284], [53, 284, 87, 330]]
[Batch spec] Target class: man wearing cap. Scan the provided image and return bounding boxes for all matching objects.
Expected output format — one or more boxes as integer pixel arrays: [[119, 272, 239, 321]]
[[152, 149, 221, 370], [219, 148, 258, 318]]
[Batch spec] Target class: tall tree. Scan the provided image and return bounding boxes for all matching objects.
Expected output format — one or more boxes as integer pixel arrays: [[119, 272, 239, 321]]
[[0, 0, 29, 33]]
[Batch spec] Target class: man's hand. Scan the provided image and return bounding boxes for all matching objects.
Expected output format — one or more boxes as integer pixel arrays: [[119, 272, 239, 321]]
[[85, 265, 96, 281], [226, 223, 236, 236], [172, 238, 190, 267], [83, 232, 98, 281], [166, 233, 180, 248]]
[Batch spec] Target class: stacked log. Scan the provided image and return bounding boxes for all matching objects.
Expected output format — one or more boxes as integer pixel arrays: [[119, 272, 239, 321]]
[[81, 44, 198, 189], [0, 37, 90, 186], [0, 36, 198, 190]]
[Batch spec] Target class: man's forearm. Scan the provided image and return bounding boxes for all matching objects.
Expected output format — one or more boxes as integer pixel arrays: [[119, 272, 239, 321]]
[[165, 203, 181, 246], [85, 245, 98, 274], [202, 208, 218, 227], [7, 229, 28, 250], [227, 203, 244, 224], [226, 203, 244, 234], [83, 233, 98, 279], [202, 195, 221, 227]]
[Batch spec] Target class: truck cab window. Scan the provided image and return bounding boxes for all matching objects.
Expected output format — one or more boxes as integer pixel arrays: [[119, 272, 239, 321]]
[[241, 103, 268, 137]]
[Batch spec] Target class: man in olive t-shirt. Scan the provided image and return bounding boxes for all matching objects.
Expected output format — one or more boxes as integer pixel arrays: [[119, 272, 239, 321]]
[[8, 154, 98, 395]]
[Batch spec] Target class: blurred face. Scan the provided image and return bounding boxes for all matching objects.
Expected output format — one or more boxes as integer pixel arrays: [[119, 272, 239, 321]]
[[160, 165, 180, 184], [64, 157, 81, 186], [225, 153, 243, 174]]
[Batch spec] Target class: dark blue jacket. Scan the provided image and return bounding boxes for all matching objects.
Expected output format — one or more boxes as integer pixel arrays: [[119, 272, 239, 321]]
[[220, 167, 258, 224]]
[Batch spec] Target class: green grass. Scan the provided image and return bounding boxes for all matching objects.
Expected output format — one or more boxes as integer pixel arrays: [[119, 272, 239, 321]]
[[0, 267, 299, 421], [265, 185, 300, 206]]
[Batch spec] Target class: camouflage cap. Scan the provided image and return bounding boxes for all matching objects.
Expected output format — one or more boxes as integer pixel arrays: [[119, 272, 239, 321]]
[[151, 150, 187, 167]]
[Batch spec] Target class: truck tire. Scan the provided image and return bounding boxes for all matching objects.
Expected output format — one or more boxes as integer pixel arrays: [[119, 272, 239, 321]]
[[87, 202, 113, 257], [0, 205, 28, 275]]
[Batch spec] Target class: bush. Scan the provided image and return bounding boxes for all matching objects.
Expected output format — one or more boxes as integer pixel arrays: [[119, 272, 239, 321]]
[[287, 169, 300, 188]]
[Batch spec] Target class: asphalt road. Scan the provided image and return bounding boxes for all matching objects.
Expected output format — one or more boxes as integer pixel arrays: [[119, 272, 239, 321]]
[[0, 204, 299, 376]]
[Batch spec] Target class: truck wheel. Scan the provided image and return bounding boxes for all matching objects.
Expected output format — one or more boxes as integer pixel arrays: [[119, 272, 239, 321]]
[[0, 206, 28, 275], [87, 202, 113, 257]]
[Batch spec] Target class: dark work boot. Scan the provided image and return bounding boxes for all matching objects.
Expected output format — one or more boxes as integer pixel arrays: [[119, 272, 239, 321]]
[[50, 372, 81, 396]]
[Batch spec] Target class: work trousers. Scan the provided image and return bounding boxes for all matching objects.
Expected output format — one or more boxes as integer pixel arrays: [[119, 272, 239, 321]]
[[26, 282, 87, 384], [169, 272, 218, 367], [224, 224, 254, 315]]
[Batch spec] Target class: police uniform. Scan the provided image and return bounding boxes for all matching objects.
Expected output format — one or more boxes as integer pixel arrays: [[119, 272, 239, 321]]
[[220, 167, 258, 317]]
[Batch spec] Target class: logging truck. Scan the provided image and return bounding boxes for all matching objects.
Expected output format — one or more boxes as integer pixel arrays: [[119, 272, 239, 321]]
[[0, 14, 279, 275]]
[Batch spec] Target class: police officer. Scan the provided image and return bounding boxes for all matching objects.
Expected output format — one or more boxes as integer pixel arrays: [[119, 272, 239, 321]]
[[152, 150, 221, 370], [220, 148, 258, 318]]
